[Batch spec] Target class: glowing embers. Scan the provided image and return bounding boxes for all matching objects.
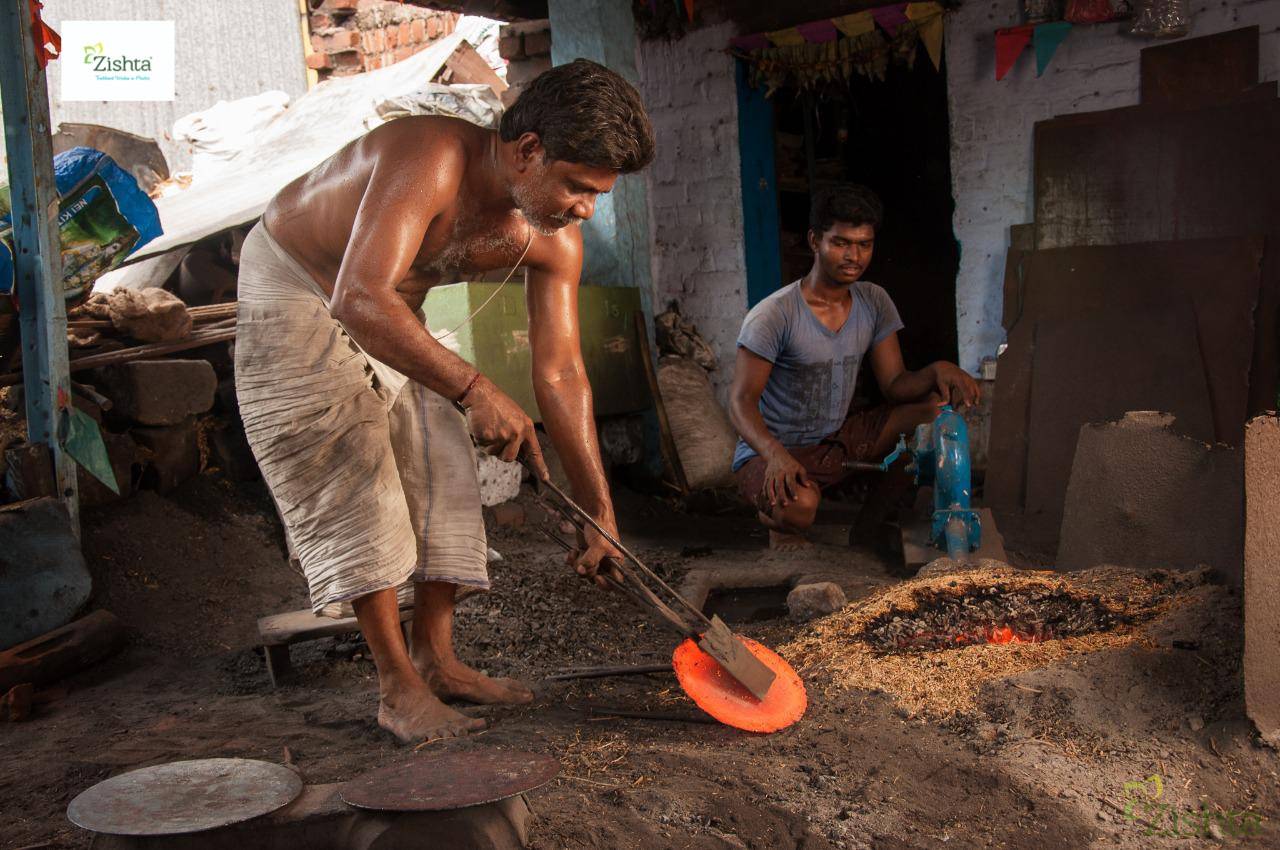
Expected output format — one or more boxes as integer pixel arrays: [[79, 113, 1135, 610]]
[[861, 582, 1123, 652]]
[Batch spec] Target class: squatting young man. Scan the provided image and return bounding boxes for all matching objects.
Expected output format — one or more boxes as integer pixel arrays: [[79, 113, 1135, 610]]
[[728, 184, 979, 552]]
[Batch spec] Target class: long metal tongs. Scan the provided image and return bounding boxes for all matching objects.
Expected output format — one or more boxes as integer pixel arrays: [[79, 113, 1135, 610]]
[[526, 472, 777, 701]]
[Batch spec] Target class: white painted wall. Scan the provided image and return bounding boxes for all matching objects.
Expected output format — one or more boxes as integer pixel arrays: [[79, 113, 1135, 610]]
[[946, 0, 1280, 372], [637, 21, 749, 403], [37, 0, 308, 173]]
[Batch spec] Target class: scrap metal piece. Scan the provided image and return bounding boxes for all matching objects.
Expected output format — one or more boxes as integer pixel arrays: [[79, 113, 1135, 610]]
[[340, 750, 559, 812], [66, 758, 303, 836]]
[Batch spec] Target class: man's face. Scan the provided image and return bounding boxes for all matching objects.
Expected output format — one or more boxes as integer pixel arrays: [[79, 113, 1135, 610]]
[[512, 150, 618, 236], [809, 221, 875, 286]]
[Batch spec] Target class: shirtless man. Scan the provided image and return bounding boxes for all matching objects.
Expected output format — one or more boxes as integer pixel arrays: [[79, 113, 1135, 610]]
[[728, 184, 979, 551], [234, 60, 653, 741]]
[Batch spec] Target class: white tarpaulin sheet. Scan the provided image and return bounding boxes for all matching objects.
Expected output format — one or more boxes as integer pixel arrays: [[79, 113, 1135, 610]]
[[98, 33, 466, 290]]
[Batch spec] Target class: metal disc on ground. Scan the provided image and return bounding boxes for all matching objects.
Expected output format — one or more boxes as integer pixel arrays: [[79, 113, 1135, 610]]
[[673, 636, 807, 733], [66, 758, 302, 836], [340, 749, 559, 812]]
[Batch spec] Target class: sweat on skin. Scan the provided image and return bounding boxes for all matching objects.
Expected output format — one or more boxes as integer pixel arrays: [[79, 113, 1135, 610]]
[[235, 59, 655, 743]]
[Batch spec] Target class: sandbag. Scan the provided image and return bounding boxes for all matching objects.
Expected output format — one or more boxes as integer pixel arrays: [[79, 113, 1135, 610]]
[[0, 146, 162, 302], [656, 355, 737, 490]]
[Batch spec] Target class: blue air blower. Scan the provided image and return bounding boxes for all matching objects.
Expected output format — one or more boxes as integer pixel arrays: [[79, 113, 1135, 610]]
[[844, 405, 981, 559]]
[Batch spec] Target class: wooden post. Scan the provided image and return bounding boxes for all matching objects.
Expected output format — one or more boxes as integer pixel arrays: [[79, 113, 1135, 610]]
[[0, 0, 78, 529]]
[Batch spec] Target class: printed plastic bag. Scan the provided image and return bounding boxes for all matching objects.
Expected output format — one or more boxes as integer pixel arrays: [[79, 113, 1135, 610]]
[[0, 146, 162, 304]]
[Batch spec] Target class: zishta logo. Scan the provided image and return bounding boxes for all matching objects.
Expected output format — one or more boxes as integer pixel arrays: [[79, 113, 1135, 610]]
[[61, 22, 174, 102], [82, 41, 153, 74]]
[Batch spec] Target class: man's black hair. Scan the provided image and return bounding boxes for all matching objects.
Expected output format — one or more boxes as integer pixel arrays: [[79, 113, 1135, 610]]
[[500, 59, 655, 173], [809, 183, 883, 235]]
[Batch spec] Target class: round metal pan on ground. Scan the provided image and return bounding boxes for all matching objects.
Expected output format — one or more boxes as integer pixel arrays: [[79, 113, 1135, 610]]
[[673, 637, 808, 732], [340, 749, 560, 812], [66, 758, 303, 836]]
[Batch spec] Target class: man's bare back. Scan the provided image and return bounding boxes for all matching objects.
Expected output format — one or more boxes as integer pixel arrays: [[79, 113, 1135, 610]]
[[263, 116, 533, 311]]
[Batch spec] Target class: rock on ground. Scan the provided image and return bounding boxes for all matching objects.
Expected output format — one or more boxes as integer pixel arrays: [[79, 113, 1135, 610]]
[[787, 582, 847, 621]]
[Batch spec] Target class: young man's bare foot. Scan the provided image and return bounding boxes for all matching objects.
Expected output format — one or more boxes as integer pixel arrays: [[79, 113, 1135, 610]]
[[416, 657, 535, 706], [378, 678, 487, 744], [769, 529, 813, 551]]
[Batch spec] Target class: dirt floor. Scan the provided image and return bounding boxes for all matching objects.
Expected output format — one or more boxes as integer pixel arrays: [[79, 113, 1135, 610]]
[[3, 469, 1278, 849]]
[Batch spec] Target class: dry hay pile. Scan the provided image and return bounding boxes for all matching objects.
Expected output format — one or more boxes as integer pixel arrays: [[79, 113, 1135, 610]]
[[782, 563, 1198, 719]]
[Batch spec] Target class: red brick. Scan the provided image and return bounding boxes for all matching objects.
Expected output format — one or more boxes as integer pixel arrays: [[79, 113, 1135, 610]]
[[409, 19, 426, 42], [498, 33, 523, 60], [331, 50, 363, 70], [385, 25, 398, 48], [305, 51, 331, 70], [393, 44, 413, 63], [313, 28, 359, 53], [522, 30, 551, 57], [309, 11, 334, 29], [324, 0, 359, 10], [425, 16, 441, 39], [398, 21, 411, 44]]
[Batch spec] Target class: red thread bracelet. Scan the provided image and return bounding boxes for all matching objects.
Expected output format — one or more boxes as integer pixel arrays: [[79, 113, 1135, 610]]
[[457, 372, 482, 408]]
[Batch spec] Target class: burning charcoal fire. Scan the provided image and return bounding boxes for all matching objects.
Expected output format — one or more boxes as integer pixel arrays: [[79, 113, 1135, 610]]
[[861, 583, 1124, 653]]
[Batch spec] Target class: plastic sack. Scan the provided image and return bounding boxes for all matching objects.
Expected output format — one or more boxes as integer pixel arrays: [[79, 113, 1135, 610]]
[[1065, 0, 1117, 23], [0, 146, 162, 303], [656, 355, 738, 490]]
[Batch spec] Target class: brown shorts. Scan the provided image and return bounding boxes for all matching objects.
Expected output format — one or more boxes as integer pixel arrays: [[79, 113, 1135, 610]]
[[734, 405, 893, 513]]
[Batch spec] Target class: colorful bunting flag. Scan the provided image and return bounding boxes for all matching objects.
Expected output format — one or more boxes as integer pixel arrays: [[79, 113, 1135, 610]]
[[870, 4, 910, 38], [832, 10, 876, 38], [994, 25, 1034, 81], [795, 20, 839, 44], [1033, 21, 1071, 76], [907, 2, 945, 70]]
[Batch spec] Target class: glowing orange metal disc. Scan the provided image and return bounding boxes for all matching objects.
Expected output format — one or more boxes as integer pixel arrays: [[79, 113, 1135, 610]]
[[672, 636, 807, 732]]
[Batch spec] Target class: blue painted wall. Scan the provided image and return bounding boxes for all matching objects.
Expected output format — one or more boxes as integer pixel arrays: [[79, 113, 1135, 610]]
[[734, 60, 782, 308], [547, 0, 654, 315]]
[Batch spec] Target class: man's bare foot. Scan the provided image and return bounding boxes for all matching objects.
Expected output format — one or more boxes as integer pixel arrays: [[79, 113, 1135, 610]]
[[417, 657, 535, 706], [378, 679, 487, 744], [769, 529, 813, 551]]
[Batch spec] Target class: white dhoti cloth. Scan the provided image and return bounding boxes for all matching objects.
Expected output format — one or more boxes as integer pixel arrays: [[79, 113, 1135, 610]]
[[235, 223, 488, 617]]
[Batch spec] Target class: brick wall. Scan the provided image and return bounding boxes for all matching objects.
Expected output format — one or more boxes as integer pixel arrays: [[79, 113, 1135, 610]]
[[946, 0, 1280, 372], [498, 19, 552, 106], [637, 21, 748, 402], [307, 0, 459, 80]]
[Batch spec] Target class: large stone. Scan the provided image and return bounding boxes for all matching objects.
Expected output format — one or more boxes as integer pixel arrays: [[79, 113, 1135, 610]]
[[92, 359, 217, 426], [786, 582, 847, 622], [0, 498, 91, 650], [1245, 414, 1280, 746], [133, 416, 201, 492], [1056, 411, 1243, 584], [475, 451, 521, 507]]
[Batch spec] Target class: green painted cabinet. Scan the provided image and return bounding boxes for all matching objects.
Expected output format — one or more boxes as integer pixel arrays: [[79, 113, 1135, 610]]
[[424, 282, 651, 422]]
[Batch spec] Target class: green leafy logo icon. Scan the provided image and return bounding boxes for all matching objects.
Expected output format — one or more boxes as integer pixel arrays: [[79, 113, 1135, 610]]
[[83, 42, 103, 64]]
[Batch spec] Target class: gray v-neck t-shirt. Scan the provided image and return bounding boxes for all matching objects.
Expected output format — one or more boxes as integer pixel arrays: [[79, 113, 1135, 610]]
[[732, 280, 904, 471]]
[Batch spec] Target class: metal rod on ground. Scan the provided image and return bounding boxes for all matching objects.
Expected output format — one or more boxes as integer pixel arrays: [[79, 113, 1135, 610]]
[[70, 381, 112, 411], [546, 663, 672, 682], [585, 705, 717, 724], [633, 311, 690, 496]]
